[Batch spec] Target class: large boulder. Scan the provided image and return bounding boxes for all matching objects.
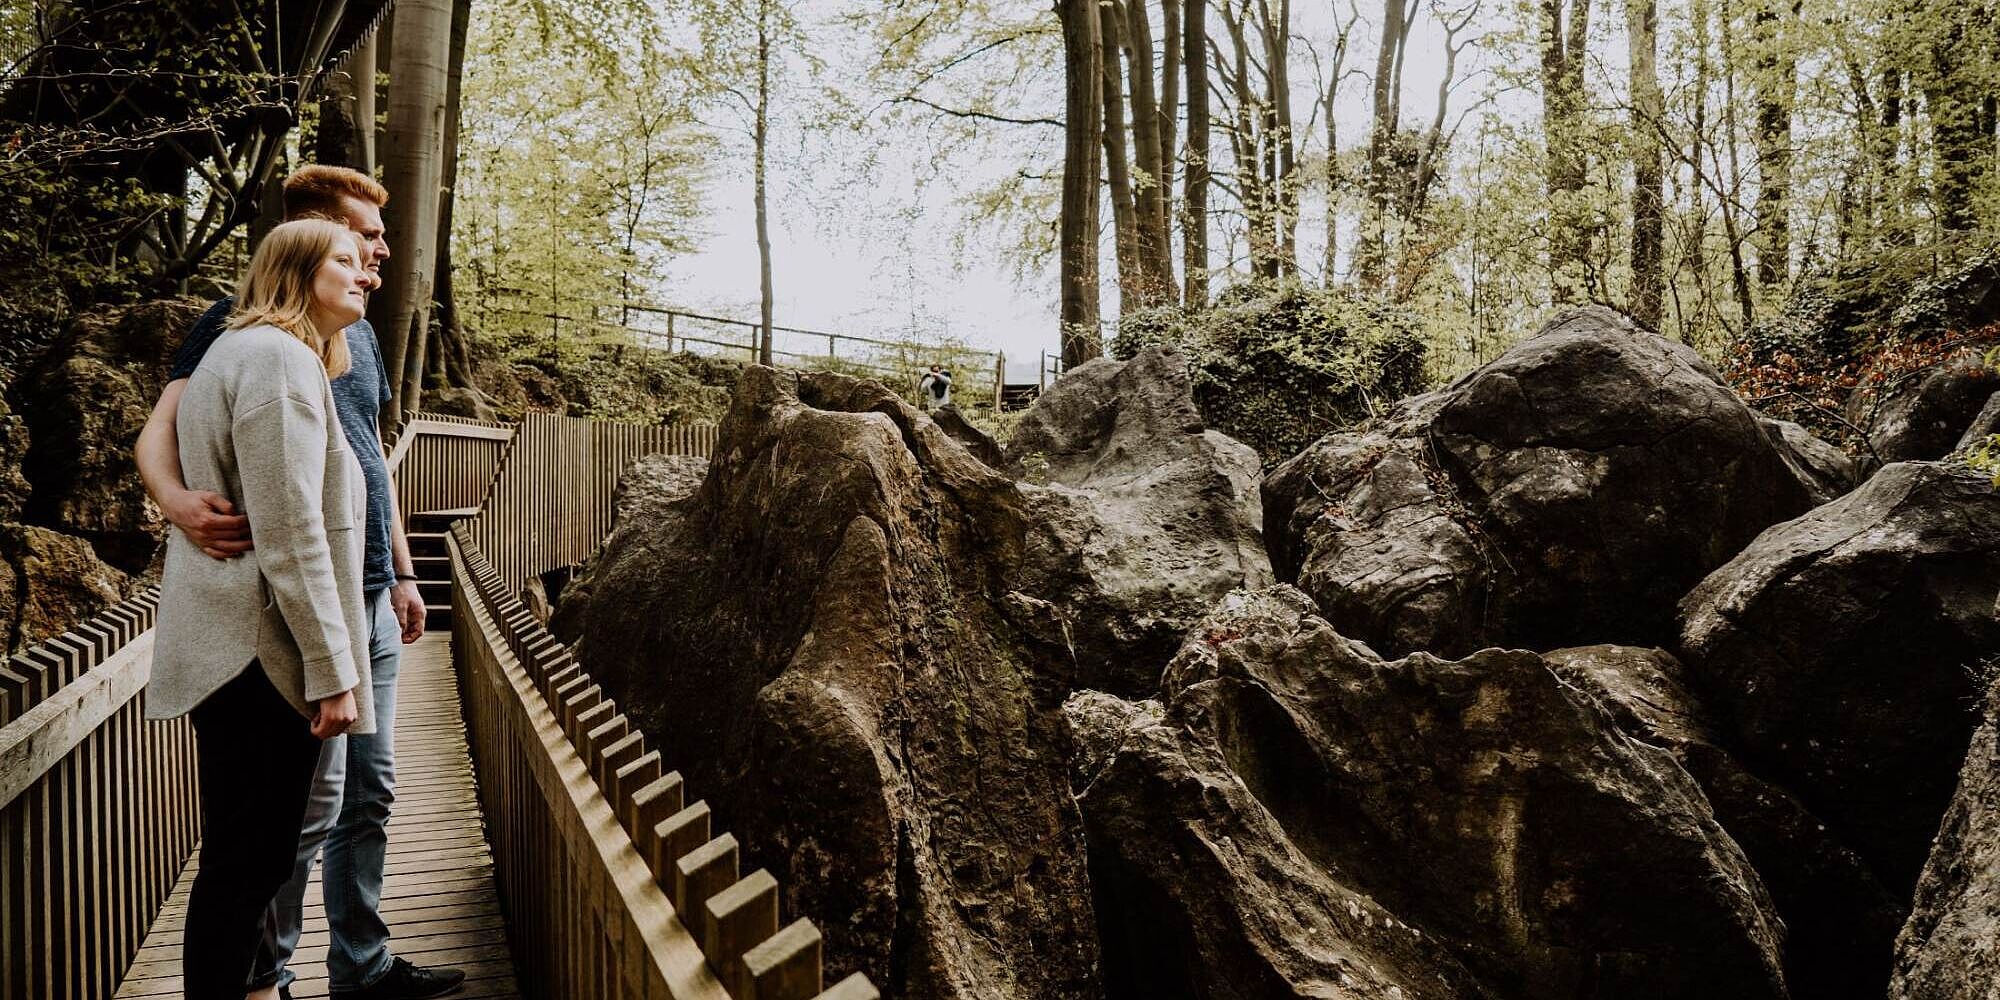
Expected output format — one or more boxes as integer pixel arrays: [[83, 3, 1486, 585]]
[[1065, 690, 1494, 1000], [566, 367, 1101, 999], [1264, 305, 1846, 658], [1890, 677, 2000, 1000], [0, 523, 132, 653], [1677, 460, 2000, 895], [928, 402, 1002, 468], [1546, 645, 1903, 1000], [1005, 347, 1273, 695], [1067, 588, 1790, 1000], [548, 453, 708, 645], [15, 298, 205, 571], [1847, 347, 2000, 465]]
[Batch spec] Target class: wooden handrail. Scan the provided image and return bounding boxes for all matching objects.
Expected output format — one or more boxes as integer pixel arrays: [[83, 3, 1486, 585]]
[[384, 414, 512, 475], [0, 586, 198, 1000], [448, 527, 875, 998]]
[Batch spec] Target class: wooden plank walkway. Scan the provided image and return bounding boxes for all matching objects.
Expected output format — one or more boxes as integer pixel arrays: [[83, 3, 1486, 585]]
[[114, 633, 523, 999]]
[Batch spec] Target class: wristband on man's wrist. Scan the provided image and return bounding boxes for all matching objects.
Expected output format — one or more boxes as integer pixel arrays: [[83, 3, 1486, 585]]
[[395, 572, 420, 582]]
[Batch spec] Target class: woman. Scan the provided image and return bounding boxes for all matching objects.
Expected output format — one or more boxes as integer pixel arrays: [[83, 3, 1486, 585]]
[[147, 218, 378, 1000]]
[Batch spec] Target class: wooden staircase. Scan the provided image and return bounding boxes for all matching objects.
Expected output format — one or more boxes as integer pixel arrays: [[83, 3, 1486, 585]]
[[406, 508, 476, 631], [1000, 382, 1042, 411]]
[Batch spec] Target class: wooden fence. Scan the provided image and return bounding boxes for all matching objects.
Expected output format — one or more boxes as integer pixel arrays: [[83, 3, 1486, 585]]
[[464, 412, 718, 595], [449, 528, 875, 1000], [0, 589, 201, 1000], [486, 301, 1009, 411]]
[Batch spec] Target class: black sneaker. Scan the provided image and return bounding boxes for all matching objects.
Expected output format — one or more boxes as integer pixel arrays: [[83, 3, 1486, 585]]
[[331, 957, 467, 999]]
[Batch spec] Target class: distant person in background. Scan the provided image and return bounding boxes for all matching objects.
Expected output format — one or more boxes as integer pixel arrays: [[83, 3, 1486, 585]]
[[918, 364, 952, 410]]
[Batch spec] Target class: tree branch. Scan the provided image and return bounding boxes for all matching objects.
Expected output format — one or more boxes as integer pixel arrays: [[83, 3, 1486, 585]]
[[890, 94, 1061, 127]]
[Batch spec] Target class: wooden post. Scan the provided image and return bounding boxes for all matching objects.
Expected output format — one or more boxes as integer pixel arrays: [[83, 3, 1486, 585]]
[[994, 351, 1005, 411], [666, 311, 676, 353]]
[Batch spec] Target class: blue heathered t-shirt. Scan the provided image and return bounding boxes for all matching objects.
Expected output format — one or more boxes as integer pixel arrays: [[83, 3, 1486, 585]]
[[169, 298, 397, 595]]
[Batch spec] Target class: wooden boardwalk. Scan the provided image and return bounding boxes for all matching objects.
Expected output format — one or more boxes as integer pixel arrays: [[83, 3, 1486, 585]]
[[113, 634, 523, 999]]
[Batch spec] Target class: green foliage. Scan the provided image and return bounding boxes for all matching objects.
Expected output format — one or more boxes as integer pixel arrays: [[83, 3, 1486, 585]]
[[475, 336, 740, 425], [454, 2, 710, 339], [1747, 239, 2000, 370], [1113, 281, 1429, 467]]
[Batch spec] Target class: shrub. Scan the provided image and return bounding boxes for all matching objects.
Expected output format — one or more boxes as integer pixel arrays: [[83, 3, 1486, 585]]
[[1111, 281, 1429, 467]]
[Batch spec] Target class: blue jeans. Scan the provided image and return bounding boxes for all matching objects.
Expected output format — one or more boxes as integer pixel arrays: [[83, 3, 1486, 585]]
[[250, 587, 402, 991]]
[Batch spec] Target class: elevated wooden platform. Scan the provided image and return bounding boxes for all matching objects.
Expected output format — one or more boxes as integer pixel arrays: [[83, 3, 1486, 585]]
[[112, 634, 523, 999]]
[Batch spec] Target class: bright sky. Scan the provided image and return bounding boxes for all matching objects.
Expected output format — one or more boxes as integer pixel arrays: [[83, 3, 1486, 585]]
[[660, 1, 1509, 367]]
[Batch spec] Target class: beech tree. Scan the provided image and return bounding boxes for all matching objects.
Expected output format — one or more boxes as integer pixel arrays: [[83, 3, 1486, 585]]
[[371, 0, 453, 426], [1056, 0, 1104, 367]]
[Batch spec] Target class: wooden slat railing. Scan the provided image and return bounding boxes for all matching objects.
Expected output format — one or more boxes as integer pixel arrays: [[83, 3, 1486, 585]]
[[386, 412, 514, 519], [464, 413, 717, 597], [448, 526, 876, 1000], [0, 588, 201, 1000]]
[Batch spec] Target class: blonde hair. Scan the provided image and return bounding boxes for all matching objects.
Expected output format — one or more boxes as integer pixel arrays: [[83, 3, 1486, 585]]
[[227, 219, 361, 378]]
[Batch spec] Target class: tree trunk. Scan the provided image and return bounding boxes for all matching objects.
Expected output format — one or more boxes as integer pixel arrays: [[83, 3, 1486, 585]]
[[430, 0, 474, 392], [1219, 3, 1274, 278], [1058, 0, 1105, 366], [1357, 0, 1405, 287], [1541, 0, 1590, 302], [368, 0, 452, 428], [250, 147, 288, 248], [1751, 1, 1795, 287], [1628, 0, 1664, 328], [1261, 0, 1297, 277], [1181, 0, 1209, 308], [756, 0, 775, 366], [1160, 0, 1181, 293], [1685, 0, 1711, 332], [370, 17, 390, 162], [352, 32, 378, 174], [313, 52, 367, 171], [1101, 2, 1144, 314], [1125, 0, 1173, 302], [1923, 12, 1986, 233]]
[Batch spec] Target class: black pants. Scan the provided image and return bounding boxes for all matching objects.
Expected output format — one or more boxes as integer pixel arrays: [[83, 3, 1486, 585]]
[[184, 664, 322, 1000]]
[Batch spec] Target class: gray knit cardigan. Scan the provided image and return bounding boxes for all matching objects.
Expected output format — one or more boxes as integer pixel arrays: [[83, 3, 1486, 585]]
[[147, 323, 375, 734]]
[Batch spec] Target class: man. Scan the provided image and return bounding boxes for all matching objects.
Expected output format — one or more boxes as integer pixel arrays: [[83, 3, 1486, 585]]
[[134, 165, 466, 1000], [918, 364, 952, 410]]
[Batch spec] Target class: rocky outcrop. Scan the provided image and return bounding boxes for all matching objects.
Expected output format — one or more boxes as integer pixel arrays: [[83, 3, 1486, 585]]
[[928, 402, 1002, 468], [1890, 679, 2000, 1000], [1758, 414, 1859, 499], [418, 384, 499, 423], [548, 453, 708, 645], [0, 523, 131, 653], [1848, 347, 2000, 465], [565, 367, 1100, 999], [1678, 461, 2000, 895], [1546, 645, 1902, 1000], [609, 453, 708, 525], [1264, 305, 1845, 658], [1955, 390, 2000, 452], [1068, 588, 1790, 1000], [14, 298, 204, 572], [1006, 347, 1273, 695]]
